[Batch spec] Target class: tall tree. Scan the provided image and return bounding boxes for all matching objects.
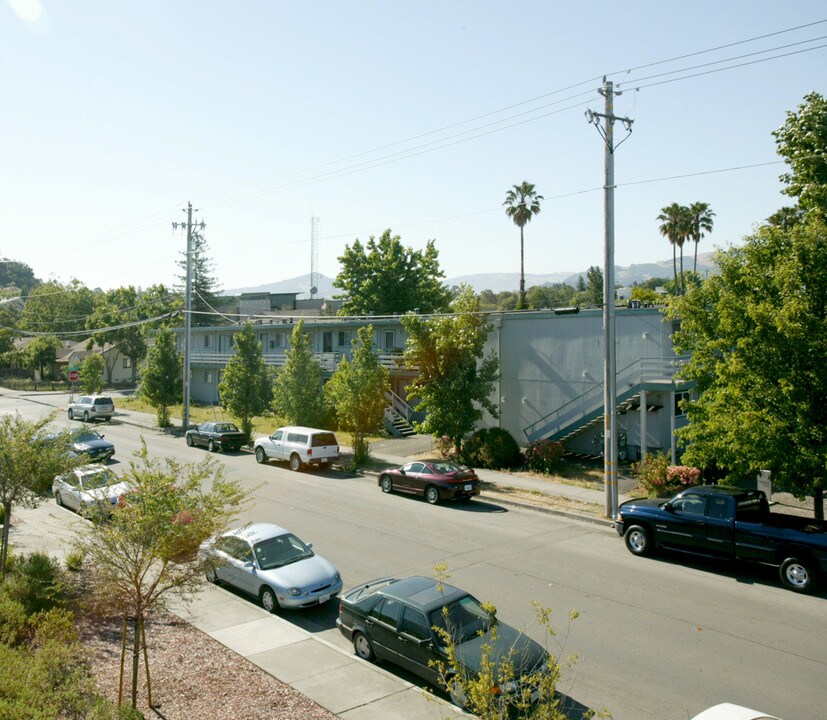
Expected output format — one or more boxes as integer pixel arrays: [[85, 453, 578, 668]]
[[0, 413, 84, 580], [139, 328, 182, 427], [688, 202, 715, 275], [71, 443, 246, 709], [503, 181, 544, 309], [773, 91, 827, 216], [334, 230, 451, 315], [77, 352, 104, 394], [667, 215, 827, 519], [657, 203, 691, 294], [325, 325, 390, 465], [25, 335, 63, 380], [19, 280, 94, 338], [272, 320, 328, 427], [402, 285, 499, 454], [218, 323, 274, 441], [585, 265, 604, 306], [0, 258, 39, 295], [86, 284, 180, 384], [177, 231, 222, 326]]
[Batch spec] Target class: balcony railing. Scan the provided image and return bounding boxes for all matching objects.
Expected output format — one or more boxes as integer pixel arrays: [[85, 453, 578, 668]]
[[187, 350, 415, 372]]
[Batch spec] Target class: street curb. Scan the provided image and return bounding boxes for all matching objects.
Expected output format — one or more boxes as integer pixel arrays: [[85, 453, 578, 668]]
[[360, 468, 616, 528]]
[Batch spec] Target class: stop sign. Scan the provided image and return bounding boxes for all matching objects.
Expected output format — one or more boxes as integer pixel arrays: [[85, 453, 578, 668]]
[[68, 370, 79, 382]]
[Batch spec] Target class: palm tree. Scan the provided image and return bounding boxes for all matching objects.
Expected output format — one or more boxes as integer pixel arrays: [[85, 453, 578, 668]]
[[657, 203, 690, 295], [503, 181, 543, 308], [688, 202, 715, 275]]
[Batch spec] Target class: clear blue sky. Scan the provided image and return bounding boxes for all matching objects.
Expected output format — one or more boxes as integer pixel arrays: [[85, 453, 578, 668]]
[[2, 1, 825, 293]]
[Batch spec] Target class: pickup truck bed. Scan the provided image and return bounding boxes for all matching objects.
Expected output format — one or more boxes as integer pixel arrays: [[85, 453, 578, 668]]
[[615, 485, 827, 593]]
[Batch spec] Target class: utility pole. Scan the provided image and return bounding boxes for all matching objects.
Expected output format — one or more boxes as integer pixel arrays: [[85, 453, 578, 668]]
[[172, 202, 205, 432], [586, 78, 634, 518]]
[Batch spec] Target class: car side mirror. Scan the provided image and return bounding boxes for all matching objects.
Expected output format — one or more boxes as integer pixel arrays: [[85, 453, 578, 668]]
[[400, 469, 406, 475], [307, 543, 313, 549], [244, 561, 254, 568], [664, 503, 675, 513]]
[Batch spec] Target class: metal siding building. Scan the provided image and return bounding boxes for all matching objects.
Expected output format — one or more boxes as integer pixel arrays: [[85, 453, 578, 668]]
[[177, 305, 688, 458]]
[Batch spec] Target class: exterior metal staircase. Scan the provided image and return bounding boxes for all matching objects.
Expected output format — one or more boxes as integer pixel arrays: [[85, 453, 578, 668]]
[[384, 390, 416, 437], [523, 356, 689, 444]]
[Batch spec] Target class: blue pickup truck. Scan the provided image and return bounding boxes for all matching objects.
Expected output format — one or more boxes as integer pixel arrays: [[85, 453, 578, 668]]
[[615, 485, 827, 593]]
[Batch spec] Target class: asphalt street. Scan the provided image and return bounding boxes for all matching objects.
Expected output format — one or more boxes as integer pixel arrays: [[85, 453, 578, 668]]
[[2, 389, 824, 720]]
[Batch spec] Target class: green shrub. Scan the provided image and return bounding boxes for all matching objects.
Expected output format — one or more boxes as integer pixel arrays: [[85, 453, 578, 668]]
[[65, 548, 86, 572], [0, 594, 29, 645], [4, 551, 67, 615], [461, 428, 522, 469], [524, 438, 565, 474]]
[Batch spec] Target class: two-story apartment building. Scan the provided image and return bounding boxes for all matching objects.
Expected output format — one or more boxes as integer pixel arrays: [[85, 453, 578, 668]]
[[177, 297, 690, 462]]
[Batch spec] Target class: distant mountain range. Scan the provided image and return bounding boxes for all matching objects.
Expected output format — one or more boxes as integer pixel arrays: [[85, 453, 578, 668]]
[[224, 253, 718, 298]]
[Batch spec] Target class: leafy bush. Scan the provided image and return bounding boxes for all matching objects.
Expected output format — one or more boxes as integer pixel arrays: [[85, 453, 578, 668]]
[[524, 439, 565, 474], [461, 428, 522, 469], [434, 435, 459, 460], [65, 548, 86, 572], [3, 551, 67, 616], [632, 453, 700, 497], [0, 594, 28, 645]]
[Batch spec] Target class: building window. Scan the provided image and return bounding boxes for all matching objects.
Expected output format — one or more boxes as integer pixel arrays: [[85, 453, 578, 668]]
[[323, 331, 333, 353], [123, 358, 131, 369], [204, 334, 213, 348], [270, 333, 285, 349], [205, 370, 213, 384], [384, 330, 395, 349], [675, 391, 690, 417], [338, 331, 351, 347]]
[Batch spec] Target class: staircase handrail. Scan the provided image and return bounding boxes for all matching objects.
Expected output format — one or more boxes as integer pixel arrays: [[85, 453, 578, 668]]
[[386, 389, 415, 422], [523, 355, 689, 439]]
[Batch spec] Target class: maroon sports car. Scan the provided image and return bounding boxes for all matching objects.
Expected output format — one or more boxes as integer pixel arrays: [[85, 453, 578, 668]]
[[378, 460, 481, 504]]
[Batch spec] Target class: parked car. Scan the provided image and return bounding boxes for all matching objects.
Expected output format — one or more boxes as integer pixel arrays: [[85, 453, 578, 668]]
[[378, 460, 480, 504], [69, 429, 115, 462], [336, 575, 550, 709], [53, 465, 131, 517], [253, 426, 339, 471], [67, 395, 115, 422], [199, 523, 342, 611], [185, 421, 246, 452], [615, 485, 827, 592], [691, 703, 782, 720]]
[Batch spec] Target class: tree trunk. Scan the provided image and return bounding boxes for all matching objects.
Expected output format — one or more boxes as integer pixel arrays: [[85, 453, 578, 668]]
[[131, 614, 141, 707], [0, 503, 11, 581], [519, 226, 526, 308], [672, 243, 678, 292]]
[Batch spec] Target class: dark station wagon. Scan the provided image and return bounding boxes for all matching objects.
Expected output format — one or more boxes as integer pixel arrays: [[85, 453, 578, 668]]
[[337, 576, 549, 709]]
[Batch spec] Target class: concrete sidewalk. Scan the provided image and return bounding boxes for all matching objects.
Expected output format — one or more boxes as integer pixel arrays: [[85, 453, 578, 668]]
[[8, 502, 463, 720]]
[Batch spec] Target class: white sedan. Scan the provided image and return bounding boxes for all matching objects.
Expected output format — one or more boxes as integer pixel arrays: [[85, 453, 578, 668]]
[[199, 523, 343, 612], [691, 704, 782, 720], [52, 465, 131, 517]]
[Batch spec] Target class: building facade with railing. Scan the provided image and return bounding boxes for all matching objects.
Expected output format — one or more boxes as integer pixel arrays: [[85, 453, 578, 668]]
[[177, 304, 689, 459]]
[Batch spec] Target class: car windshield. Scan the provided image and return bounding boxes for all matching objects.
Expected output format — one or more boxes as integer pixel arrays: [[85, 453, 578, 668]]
[[429, 594, 493, 644], [80, 470, 116, 490], [254, 533, 314, 570], [75, 432, 102, 443]]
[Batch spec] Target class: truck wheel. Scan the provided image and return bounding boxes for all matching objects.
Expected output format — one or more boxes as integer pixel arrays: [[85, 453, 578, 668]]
[[255, 447, 267, 464], [624, 525, 652, 556], [779, 556, 818, 593], [290, 454, 303, 472]]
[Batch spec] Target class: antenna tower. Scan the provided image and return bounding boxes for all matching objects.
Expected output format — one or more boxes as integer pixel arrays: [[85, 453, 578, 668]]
[[310, 216, 320, 298]]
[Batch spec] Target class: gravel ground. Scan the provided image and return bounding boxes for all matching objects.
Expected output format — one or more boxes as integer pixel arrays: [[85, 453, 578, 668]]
[[79, 611, 339, 720]]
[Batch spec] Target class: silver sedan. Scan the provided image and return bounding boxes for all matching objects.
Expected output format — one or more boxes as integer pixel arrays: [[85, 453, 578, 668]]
[[52, 465, 131, 517], [199, 523, 343, 612]]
